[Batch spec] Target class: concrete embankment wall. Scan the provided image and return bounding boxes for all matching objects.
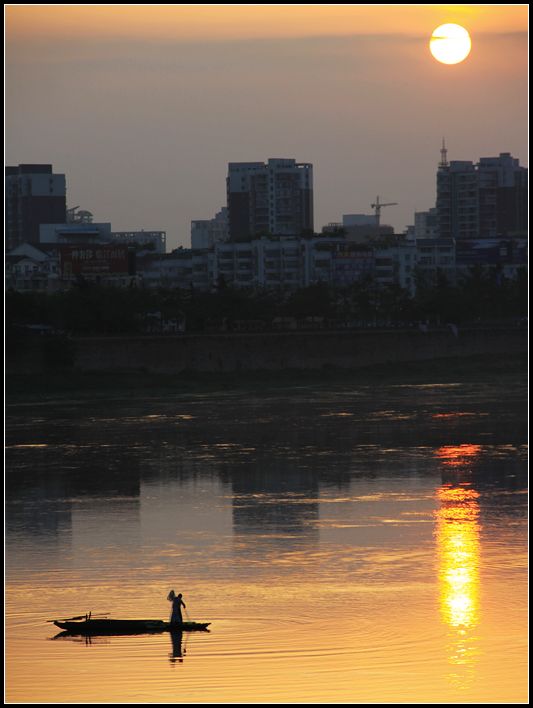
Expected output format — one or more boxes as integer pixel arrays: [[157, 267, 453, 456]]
[[55, 327, 526, 375]]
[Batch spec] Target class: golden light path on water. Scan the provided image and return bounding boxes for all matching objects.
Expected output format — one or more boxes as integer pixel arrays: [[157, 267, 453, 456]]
[[5, 386, 529, 703], [434, 481, 481, 689]]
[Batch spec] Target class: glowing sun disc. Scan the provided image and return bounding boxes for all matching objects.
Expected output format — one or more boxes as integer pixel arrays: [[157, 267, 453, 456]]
[[430, 23, 471, 65]]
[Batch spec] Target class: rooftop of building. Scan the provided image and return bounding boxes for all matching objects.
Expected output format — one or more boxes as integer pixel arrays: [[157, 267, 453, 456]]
[[6, 164, 55, 175]]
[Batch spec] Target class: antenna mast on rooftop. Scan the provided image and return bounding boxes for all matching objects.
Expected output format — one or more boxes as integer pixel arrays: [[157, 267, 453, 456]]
[[439, 137, 449, 168]]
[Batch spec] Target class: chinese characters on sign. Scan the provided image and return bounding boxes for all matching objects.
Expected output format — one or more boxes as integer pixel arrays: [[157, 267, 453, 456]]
[[60, 245, 133, 276]]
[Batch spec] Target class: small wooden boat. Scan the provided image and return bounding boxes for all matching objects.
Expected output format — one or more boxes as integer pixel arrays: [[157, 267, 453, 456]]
[[52, 618, 210, 635]]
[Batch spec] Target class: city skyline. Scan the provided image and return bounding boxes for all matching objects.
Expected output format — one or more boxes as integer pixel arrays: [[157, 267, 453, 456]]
[[5, 5, 528, 249]]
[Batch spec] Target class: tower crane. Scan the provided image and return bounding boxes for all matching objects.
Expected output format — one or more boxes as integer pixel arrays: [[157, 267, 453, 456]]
[[371, 196, 398, 228]]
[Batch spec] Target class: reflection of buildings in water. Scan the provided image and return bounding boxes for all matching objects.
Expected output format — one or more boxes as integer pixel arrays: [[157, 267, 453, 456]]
[[434, 476, 481, 689], [139, 469, 232, 546], [70, 451, 143, 561], [70, 499, 141, 566], [5, 445, 144, 570], [5, 475, 72, 540], [436, 443, 527, 491], [5, 478, 73, 573], [226, 461, 320, 552]]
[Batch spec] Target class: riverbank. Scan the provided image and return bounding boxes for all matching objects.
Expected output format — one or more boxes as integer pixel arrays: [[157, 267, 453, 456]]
[[6, 325, 527, 379], [6, 352, 528, 403]]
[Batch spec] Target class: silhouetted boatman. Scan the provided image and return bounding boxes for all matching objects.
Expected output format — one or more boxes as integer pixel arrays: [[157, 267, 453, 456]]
[[167, 590, 186, 625]]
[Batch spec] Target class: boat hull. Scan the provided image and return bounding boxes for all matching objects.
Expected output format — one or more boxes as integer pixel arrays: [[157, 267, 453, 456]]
[[53, 619, 210, 635]]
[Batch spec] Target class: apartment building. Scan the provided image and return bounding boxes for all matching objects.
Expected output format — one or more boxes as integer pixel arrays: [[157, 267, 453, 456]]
[[436, 151, 527, 240], [227, 159, 313, 241], [5, 164, 66, 250]]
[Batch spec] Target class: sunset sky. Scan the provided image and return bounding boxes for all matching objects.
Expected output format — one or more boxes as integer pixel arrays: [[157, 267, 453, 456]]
[[5, 4, 528, 248]]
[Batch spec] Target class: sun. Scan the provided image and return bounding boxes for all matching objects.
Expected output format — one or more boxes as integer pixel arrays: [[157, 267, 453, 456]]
[[430, 23, 471, 65]]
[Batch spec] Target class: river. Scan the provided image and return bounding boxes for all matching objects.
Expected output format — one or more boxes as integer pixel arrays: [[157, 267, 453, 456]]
[[5, 376, 528, 703]]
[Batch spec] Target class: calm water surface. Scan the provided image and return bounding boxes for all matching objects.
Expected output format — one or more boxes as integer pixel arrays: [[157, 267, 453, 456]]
[[5, 380, 528, 703]]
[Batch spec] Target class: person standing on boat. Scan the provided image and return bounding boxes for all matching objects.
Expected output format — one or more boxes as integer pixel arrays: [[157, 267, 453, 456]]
[[167, 590, 186, 625]]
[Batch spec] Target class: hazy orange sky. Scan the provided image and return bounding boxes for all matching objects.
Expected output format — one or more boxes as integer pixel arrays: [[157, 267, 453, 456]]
[[5, 4, 528, 247], [6, 5, 528, 41]]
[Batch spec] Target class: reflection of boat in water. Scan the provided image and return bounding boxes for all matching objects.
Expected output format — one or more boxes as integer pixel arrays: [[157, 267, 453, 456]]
[[52, 618, 210, 635], [52, 627, 190, 663]]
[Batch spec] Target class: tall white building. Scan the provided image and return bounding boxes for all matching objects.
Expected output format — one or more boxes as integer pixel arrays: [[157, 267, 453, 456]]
[[436, 150, 527, 240], [227, 158, 313, 240]]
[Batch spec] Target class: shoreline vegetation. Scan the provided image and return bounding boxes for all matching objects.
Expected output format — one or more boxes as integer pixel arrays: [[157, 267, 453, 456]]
[[6, 352, 527, 403], [6, 278, 526, 402]]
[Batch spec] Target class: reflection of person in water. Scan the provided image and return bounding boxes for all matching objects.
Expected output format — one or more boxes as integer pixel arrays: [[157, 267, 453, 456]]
[[167, 590, 186, 625], [169, 630, 184, 664]]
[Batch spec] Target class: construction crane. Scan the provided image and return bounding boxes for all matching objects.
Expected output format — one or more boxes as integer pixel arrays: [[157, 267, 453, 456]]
[[371, 196, 398, 228]]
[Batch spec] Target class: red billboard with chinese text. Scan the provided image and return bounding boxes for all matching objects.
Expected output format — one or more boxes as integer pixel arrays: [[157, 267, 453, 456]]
[[60, 245, 132, 276]]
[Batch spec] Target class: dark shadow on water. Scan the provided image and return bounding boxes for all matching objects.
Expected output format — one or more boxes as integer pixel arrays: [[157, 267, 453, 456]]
[[52, 628, 196, 663], [169, 630, 184, 664]]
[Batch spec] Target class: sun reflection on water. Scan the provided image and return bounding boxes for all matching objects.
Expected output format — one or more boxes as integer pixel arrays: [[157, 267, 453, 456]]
[[435, 485, 480, 628], [434, 444, 482, 468], [434, 480, 481, 688]]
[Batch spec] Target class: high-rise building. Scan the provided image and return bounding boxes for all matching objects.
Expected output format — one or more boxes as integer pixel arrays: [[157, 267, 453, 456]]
[[5, 164, 66, 250], [191, 207, 229, 249], [436, 148, 527, 240], [477, 154, 528, 237], [226, 158, 313, 241]]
